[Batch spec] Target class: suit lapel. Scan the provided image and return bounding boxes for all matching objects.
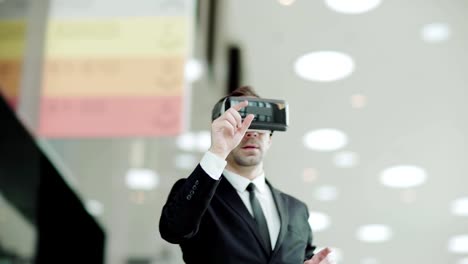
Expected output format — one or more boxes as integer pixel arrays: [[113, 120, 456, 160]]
[[217, 177, 271, 256], [268, 181, 289, 257]]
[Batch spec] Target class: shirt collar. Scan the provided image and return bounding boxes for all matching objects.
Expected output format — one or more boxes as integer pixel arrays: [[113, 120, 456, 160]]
[[223, 169, 268, 194]]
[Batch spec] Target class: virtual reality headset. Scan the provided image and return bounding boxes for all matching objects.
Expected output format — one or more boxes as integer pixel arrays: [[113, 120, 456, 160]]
[[211, 96, 289, 132]]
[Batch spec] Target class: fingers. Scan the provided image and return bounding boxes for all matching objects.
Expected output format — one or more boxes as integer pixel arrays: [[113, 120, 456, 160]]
[[226, 108, 242, 128], [231, 100, 248, 112], [317, 247, 331, 258], [305, 248, 332, 264], [213, 100, 252, 137], [239, 114, 254, 135], [224, 110, 240, 129], [314, 248, 331, 263], [218, 100, 248, 131]]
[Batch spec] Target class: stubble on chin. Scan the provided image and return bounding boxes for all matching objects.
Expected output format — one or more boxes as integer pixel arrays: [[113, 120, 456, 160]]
[[232, 152, 262, 167]]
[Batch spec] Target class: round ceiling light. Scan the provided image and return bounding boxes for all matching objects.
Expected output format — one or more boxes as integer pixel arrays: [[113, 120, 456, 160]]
[[308, 211, 331, 232], [303, 129, 348, 151], [421, 23, 451, 43], [357, 224, 392, 242], [380, 165, 427, 188], [294, 51, 354, 82], [325, 0, 381, 14]]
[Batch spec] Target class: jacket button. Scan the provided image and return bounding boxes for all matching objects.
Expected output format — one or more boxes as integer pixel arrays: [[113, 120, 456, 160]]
[[195, 180, 199, 185], [192, 185, 197, 190], [186, 195, 192, 200], [189, 190, 195, 195]]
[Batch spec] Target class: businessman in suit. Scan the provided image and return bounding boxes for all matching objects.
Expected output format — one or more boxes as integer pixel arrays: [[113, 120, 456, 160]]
[[160, 86, 333, 264]]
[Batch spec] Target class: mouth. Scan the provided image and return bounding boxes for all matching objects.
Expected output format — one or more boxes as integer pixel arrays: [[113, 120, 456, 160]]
[[241, 144, 259, 150]]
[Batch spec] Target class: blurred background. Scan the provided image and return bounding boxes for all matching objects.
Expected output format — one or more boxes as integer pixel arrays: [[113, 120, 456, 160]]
[[1, 0, 468, 263]]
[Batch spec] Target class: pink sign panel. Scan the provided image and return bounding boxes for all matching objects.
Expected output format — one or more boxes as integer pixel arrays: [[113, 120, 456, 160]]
[[38, 96, 182, 137]]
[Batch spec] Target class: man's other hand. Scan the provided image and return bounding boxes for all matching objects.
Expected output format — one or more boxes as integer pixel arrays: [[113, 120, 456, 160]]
[[304, 247, 336, 264]]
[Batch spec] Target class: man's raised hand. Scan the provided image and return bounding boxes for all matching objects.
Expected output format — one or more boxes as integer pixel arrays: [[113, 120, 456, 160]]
[[208, 100, 254, 160]]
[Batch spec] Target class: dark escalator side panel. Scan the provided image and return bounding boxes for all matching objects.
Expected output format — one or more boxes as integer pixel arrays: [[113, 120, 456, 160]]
[[0, 95, 105, 263]]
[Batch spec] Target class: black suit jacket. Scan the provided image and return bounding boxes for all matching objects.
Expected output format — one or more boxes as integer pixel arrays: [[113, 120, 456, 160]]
[[159, 165, 316, 264]]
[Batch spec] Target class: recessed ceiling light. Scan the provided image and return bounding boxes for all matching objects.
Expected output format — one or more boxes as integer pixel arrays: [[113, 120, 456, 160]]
[[325, 0, 381, 14], [185, 59, 204, 83], [278, 0, 295, 6], [356, 224, 392, 242], [125, 168, 159, 190], [303, 129, 348, 151], [177, 131, 211, 152], [196, 131, 211, 152], [176, 132, 196, 152], [314, 185, 339, 201], [451, 197, 468, 216], [421, 23, 451, 43], [380, 165, 427, 188], [294, 51, 354, 82], [333, 151, 359, 168], [85, 200, 104, 216], [175, 153, 198, 170], [308, 211, 331, 232], [448, 235, 468, 253]]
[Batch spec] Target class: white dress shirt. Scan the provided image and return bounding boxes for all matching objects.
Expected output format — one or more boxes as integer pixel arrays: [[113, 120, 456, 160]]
[[200, 151, 281, 249]]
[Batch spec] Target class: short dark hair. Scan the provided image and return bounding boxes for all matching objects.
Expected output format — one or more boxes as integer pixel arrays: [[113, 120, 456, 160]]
[[215, 86, 260, 106], [227, 85, 260, 98]]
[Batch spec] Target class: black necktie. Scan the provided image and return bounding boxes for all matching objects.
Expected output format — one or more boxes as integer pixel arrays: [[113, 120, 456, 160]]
[[246, 183, 271, 251]]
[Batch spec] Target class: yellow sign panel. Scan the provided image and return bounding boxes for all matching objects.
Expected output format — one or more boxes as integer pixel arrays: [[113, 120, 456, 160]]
[[45, 17, 188, 58], [0, 21, 26, 60]]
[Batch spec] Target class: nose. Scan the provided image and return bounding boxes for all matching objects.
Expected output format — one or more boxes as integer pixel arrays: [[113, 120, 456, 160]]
[[245, 131, 259, 138]]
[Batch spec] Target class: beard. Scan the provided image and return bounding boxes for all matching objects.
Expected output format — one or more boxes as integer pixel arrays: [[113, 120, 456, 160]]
[[232, 153, 262, 167], [229, 147, 264, 167]]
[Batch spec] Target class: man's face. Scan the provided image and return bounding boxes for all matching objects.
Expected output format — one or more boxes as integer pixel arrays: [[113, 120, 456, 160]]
[[227, 130, 272, 167]]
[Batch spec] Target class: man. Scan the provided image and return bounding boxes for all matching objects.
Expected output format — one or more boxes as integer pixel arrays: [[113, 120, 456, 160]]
[[159, 86, 333, 264]]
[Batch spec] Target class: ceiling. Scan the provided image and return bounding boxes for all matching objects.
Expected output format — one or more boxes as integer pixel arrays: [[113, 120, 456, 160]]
[[216, 1, 468, 264], [3, 0, 468, 263]]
